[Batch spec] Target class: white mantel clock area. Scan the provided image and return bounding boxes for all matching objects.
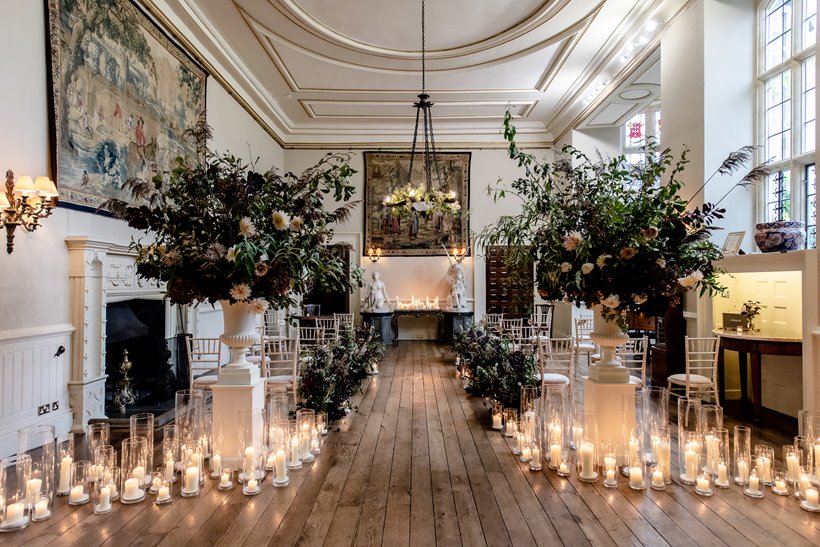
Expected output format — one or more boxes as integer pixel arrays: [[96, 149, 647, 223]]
[[65, 237, 178, 433]]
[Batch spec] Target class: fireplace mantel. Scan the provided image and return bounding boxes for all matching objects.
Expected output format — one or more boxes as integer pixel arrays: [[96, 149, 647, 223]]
[[65, 237, 176, 431]]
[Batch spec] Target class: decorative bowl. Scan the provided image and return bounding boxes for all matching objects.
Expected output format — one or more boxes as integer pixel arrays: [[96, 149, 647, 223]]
[[754, 221, 806, 252]]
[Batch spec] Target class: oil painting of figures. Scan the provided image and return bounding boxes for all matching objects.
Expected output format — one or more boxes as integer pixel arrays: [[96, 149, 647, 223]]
[[47, 0, 206, 209], [364, 152, 470, 256]]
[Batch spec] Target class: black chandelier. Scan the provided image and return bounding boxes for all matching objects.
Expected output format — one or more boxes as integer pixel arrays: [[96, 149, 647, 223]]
[[407, 0, 443, 191]]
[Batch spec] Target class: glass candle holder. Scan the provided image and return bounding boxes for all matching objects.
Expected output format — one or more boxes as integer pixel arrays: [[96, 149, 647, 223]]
[[576, 412, 598, 482], [601, 441, 618, 488], [180, 438, 203, 497], [793, 435, 813, 483], [130, 413, 155, 482], [56, 432, 75, 496], [296, 409, 315, 464], [288, 422, 303, 470], [557, 454, 571, 477], [772, 468, 790, 496], [799, 466, 820, 510], [547, 419, 563, 469], [93, 477, 114, 514], [622, 429, 642, 478], [162, 425, 179, 483], [503, 408, 518, 438], [17, 424, 55, 522], [700, 404, 723, 434], [155, 478, 172, 505], [520, 386, 538, 421], [0, 455, 31, 532], [240, 409, 267, 483], [218, 467, 234, 490], [641, 387, 669, 452], [798, 465, 813, 500], [528, 441, 542, 471], [754, 445, 774, 485], [650, 425, 672, 484], [679, 431, 701, 485], [677, 398, 702, 480], [86, 422, 110, 462], [94, 445, 116, 481], [175, 389, 205, 446], [102, 466, 120, 501], [695, 472, 713, 497], [733, 426, 751, 486], [271, 447, 290, 487], [491, 402, 503, 430], [628, 457, 648, 491], [149, 471, 163, 495], [243, 472, 261, 496], [703, 428, 723, 476], [268, 419, 288, 455], [650, 464, 666, 490], [200, 409, 212, 460], [744, 468, 764, 498], [317, 412, 329, 436], [69, 460, 91, 505], [783, 444, 803, 484], [121, 437, 148, 503]]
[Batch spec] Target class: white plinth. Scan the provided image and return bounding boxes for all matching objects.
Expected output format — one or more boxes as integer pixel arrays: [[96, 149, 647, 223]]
[[584, 377, 639, 463], [211, 377, 265, 468]]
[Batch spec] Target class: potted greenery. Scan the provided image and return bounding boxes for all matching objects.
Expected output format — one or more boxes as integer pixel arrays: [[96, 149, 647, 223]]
[[740, 300, 762, 331]]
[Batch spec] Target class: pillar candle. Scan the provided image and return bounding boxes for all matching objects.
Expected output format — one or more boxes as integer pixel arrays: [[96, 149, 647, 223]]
[[27, 478, 42, 501], [550, 443, 562, 465], [4, 502, 25, 526], [59, 455, 72, 492], [246, 478, 258, 492], [558, 462, 569, 474], [211, 454, 221, 474], [717, 462, 728, 484], [290, 435, 300, 464], [685, 448, 698, 479], [99, 486, 111, 511], [219, 472, 231, 488], [651, 470, 664, 488], [806, 488, 820, 508], [658, 442, 671, 481], [786, 453, 799, 482], [124, 478, 140, 500], [629, 467, 643, 488], [133, 465, 146, 485], [579, 442, 594, 476], [521, 446, 531, 461], [774, 479, 787, 492], [243, 447, 255, 473], [737, 459, 749, 483], [696, 475, 711, 493], [275, 449, 287, 482], [492, 414, 502, 429], [184, 466, 199, 493], [157, 486, 170, 502], [756, 456, 771, 482], [704, 435, 717, 473], [749, 473, 759, 493], [165, 459, 175, 481], [33, 499, 49, 519], [69, 485, 85, 503], [531, 447, 541, 464], [606, 468, 615, 482]]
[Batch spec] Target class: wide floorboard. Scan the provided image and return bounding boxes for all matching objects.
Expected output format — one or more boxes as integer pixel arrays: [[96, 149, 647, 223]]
[[3, 342, 816, 546]]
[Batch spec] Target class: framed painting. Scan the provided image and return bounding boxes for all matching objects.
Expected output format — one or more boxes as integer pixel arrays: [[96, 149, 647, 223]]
[[46, 0, 207, 211], [364, 151, 470, 256], [721, 231, 745, 255]]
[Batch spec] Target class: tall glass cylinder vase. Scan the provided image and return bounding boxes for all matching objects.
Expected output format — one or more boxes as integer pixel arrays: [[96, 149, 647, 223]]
[[700, 404, 723, 434], [676, 397, 702, 482], [17, 425, 54, 521], [162, 425, 179, 483], [734, 426, 751, 486], [641, 387, 668, 461], [130, 413, 155, 486], [68, 461, 91, 506], [121, 437, 148, 504], [754, 445, 774, 486], [520, 386, 538, 423], [0, 455, 31, 532], [175, 389, 205, 449], [56, 432, 75, 496], [240, 409, 267, 484], [576, 412, 598, 482], [784, 443, 804, 485], [296, 409, 315, 464], [650, 425, 672, 484], [679, 431, 701, 484], [86, 423, 110, 461], [622, 391, 644, 475], [181, 439, 203, 497], [709, 428, 730, 488]]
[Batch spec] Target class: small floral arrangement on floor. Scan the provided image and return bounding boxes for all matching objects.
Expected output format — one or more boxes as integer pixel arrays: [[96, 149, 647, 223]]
[[478, 113, 766, 328], [740, 300, 762, 325], [103, 120, 362, 309]]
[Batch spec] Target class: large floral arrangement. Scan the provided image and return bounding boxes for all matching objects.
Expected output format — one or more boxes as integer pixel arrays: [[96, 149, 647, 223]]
[[478, 113, 751, 327], [103, 123, 362, 310]]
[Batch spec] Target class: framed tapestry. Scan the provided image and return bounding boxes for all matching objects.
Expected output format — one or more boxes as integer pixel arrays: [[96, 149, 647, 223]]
[[363, 151, 470, 256], [46, 0, 207, 211]]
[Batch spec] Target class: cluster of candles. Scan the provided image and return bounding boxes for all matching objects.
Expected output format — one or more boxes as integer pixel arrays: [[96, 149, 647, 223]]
[[1, 395, 331, 532], [394, 296, 440, 310], [490, 392, 820, 512]]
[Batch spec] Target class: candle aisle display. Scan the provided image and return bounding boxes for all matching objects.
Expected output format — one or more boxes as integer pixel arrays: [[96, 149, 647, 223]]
[[503, 409, 518, 438], [272, 449, 289, 487], [317, 412, 329, 436], [491, 403, 503, 430], [129, 413, 155, 487], [744, 469, 764, 498], [650, 465, 666, 490], [162, 425, 179, 484], [155, 478, 172, 505], [0, 454, 31, 531], [629, 465, 646, 490], [18, 424, 56, 521], [680, 432, 701, 485], [120, 437, 148, 503], [182, 465, 200, 497], [772, 470, 789, 496], [57, 435, 75, 496], [783, 445, 801, 484], [529, 443, 542, 472], [218, 468, 234, 491], [68, 461, 91, 505], [754, 445, 774, 485], [695, 473, 713, 497], [94, 481, 113, 514]]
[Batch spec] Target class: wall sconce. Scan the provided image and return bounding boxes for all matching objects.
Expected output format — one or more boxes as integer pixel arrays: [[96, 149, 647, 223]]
[[368, 247, 382, 263], [452, 247, 467, 263], [0, 170, 59, 254]]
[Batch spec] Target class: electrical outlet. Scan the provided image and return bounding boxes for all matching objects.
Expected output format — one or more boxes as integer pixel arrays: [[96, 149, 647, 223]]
[[37, 405, 50, 416], [52, 401, 59, 411]]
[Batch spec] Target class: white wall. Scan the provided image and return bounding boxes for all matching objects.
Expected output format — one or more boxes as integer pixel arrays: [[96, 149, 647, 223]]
[[0, 0, 283, 454], [285, 148, 548, 338]]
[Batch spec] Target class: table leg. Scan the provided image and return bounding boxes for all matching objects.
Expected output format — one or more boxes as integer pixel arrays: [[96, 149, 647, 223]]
[[391, 314, 399, 346], [750, 352, 762, 422], [738, 352, 749, 407]]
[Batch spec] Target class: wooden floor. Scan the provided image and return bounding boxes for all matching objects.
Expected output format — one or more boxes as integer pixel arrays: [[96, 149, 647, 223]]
[[4, 342, 818, 546]]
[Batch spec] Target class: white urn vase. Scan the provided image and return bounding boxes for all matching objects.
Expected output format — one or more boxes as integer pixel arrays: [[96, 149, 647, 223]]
[[218, 300, 261, 385], [587, 304, 630, 384]]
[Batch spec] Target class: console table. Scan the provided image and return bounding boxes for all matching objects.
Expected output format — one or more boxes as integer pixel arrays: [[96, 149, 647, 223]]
[[391, 309, 444, 346], [361, 311, 395, 345], [713, 329, 802, 421]]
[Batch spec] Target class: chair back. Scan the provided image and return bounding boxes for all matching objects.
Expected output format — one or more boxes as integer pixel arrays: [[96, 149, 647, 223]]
[[533, 304, 554, 334], [620, 336, 648, 383], [334, 313, 354, 329], [262, 337, 300, 380], [263, 309, 286, 337], [500, 317, 523, 339], [186, 337, 221, 389], [685, 336, 719, 383], [316, 317, 339, 341], [574, 315, 593, 343], [536, 337, 575, 388], [299, 326, 325, 349], [483, 313, 504, 331]]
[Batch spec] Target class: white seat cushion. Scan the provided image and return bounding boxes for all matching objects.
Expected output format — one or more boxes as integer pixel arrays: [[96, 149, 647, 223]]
[[192, 375, 218, 386], [538, 373, 569, 385], [265, 375, 293, 384], [576, 342, 596, 351], [668, 373, 712, 385], [629, 375, 644, 386]]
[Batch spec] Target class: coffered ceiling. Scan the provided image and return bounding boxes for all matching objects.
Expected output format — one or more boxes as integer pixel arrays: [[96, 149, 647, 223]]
[[147, 0, 691, 147]]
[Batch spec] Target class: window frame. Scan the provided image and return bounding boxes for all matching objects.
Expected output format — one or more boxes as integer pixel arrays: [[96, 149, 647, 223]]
[[756, 0, 816, 248]]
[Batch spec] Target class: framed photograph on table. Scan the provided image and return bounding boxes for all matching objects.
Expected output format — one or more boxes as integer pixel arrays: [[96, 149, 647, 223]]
[[46, 0, 207, 211], [363, 151, 470, 257], [721, 231, 745, 255]]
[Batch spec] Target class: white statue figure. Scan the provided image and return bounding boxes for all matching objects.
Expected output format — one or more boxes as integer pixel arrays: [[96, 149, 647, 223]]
[[446, 263, 468, 311], [364, 271, 391, 311]]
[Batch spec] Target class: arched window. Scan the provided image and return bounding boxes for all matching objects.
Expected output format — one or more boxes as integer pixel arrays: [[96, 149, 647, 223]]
[[758, 0, 816, 247]]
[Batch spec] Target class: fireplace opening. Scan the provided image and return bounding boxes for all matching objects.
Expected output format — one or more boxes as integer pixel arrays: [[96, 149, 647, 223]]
[[104, 299, 186, 418]]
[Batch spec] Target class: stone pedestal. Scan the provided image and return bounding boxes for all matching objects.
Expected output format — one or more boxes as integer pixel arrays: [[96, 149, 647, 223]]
[[210, 374, 265, 468], [361, 311, 394, 345], [584, 377, 639, 462]]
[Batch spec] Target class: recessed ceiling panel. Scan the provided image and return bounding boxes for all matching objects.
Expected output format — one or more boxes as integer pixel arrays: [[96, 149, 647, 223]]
[[304, 100, 536, 119], [587, 102, 635, 126]]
